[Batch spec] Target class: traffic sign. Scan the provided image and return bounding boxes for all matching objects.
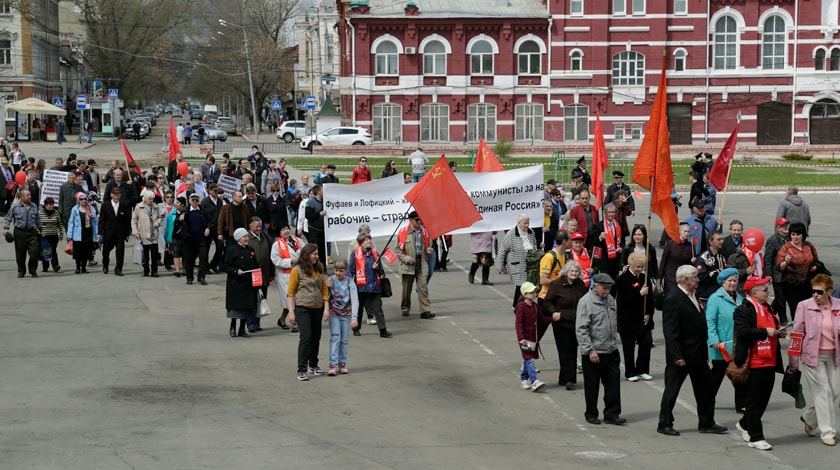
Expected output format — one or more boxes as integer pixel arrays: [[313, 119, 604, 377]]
[[76, 95, 87, 110], [108, 89, 119, 99], [53, 97, 64, 108], [321, 75, 336, 82], [271, 100, 282, 110], [305, 95, 317, 110]]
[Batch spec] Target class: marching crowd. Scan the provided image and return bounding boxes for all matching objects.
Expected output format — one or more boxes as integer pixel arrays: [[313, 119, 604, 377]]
[[3, 147, 838, 450]]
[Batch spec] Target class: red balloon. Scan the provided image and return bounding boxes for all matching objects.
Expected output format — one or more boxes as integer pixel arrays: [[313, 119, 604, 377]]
[[743, 228, 765, 253], [14, 170, 26, 185], [177, 161, 189, 178]]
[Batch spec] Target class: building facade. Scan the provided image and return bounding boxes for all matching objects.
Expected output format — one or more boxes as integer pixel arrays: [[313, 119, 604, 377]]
[[294, 0, 341, 122], [337, 0, 840, 146]]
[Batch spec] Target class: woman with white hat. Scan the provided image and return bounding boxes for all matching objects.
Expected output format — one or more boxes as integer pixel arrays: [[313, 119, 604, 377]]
[[224, 227, 260, 338]]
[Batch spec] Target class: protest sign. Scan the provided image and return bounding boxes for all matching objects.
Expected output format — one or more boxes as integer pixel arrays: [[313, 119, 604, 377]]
[[41, 169, 69, 205], [217, 174, 241, 199]]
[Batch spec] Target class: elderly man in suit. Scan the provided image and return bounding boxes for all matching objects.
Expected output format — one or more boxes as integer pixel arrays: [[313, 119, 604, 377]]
[[657, 264, 728, 437], [99, 186, 131, 276]]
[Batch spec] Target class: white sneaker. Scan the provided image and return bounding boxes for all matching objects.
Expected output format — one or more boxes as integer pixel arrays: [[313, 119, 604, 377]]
[[639, 373, 653, 381], [748, 440, 772, 450], [626, 376, 640, 382], [736, 422, 750, 442], [520, 380, 531, 390], [531, 380, 545, 392], [366, 317, 376, 325]]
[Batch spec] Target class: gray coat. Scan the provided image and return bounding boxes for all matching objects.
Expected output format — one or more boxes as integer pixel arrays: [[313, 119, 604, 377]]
[[575, 290, 619, 355], [496, 225, 537, 285], [764, 232, 787, 283], [776, 195, 811, 230]]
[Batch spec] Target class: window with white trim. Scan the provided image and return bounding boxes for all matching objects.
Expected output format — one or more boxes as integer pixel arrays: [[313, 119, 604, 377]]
[[832, 48, 840, 71], [570, 0, 583, 15], [816, 48, 826, 70], [518, 40, 541, 75], [570, 50, 583, 71], [674, 49, 686, 72], [674, 0, 687, 15], [515, 103, 544, 141], [0, 39, 10, 65], [0, 1, 10, 14], [420, 103, 449, 142], [470, 40, 494, 75], [372, 103, 401, 141], [423, 40, 446, 75], [4, 93, 16, 120], [564, 104, 588, 142], [467, 103, 496, 142], [632, 0, 645, 14], [762, 15, 786, 70], [613, 0, 625, 15], [612, 51, 644, 86], [375, 42, 398, 75], [714, 16, 738, 70]]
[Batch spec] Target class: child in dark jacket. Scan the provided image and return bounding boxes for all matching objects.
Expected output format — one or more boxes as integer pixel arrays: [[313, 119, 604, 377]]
[[516, 282, 546, 392]]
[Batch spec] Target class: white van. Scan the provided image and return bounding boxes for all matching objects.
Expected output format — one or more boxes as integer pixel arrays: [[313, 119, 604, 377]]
[[203, 105, 218, 114]]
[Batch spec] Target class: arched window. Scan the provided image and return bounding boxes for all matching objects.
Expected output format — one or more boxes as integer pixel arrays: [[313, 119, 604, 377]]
[[612, 51, 644, 86], [674, 49, 687, 72], [467, 103, 496, 141], [375, 42, 398, 75], [517, 40, 541, 74], [762, 15, 786, 69], [470, 40, 494, 75], [570, 50, 583, 71], [420, 103, 449, 142], [831, 48, 840, 71], [423, 40, 446, 75], [0, 38, 10, 65], [815, 48, 827, 71], [714, 16, 738, 70]]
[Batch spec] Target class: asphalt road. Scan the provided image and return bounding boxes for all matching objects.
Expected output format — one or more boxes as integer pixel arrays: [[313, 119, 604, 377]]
[[0, 188, 836, 468]]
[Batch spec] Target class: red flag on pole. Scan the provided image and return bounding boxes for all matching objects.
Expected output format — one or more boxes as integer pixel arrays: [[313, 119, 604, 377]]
[[168, 118, 181, 163], [120, 139, 142, 178], [404, 155, 482, 239], [474, 136, 505, 172], [708, 124, 739, 191], [632, 52, 680, 242], [591, 109, 608, 210]]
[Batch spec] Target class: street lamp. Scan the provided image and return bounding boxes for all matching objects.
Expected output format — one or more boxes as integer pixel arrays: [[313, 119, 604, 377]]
[[219, 18, 260, 139]]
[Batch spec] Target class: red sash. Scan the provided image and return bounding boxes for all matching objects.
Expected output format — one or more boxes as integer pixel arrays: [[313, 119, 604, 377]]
[[603, 220, 621, 259], [275, 236, 300, 274], [571, 248, 592, 286], [397, 225, 430, 254], [747, 296, 778, 368], [354, 246, 380, 286]]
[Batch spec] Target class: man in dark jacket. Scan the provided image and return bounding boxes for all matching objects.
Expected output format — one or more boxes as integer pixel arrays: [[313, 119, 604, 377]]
[[764, 218, 790, 321], [181, 193, 209, 285], [58, 171, 83, 228], [201, 183, 225, 272], [695, 232, 727, 304], [305, 184, 327, 266], [657, 265, 728, 437], [99, 186, 131, 275]]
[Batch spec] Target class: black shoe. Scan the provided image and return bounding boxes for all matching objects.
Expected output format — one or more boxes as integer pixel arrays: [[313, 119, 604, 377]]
[[198, 279, 207, 286], [230, 327, 237, 338], [380, 330, 393, 338], [586, 417, 601, 425], [256, 327, 263, 332], [151, 273, 159, 278], [439, 266, 447, 272], [17, 272, 25, 278], [604, 416, 627, 425], [30, 272, 38, 278], [75, 268, 81, 274], [165, 265, 174, 271], [54, 266, 60, 273], [43, 266, 50, 272], [353, 329, 361, 336], [248, 328, 256, 334], [402, 311, 410, 317], [238, 330, 250, 338], [657, 426, 680, 436], [210, 267, 219, 274], [291, 327, 299, 333], [481, 281, 494, 286], [81, 268, 88, 274], [565, 383, 576, 391], [174, 272, 181, 278], [143, 272, 150, 277], [277, 319, 290, 330], [88, 260, 98, 267], [468, 274, 475, 284], [420, 312, 435, 319], [186, 280, 194, 285], [103, 266, 109, 274], [114, 270, 123, 276], [698, 424, 728, 434]]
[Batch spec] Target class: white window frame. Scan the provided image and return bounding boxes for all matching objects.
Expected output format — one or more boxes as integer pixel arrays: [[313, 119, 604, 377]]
[[423, 40, 447, 76], [632, 0, 645, 15], [0, 38, 10, 65], [0, 1, 10, 14], [831, 48, 840, 71], [420, 103, 449, 143], [515, 103, 544, 141], [761, 15, 786, 70], [564, 104, 589, 142], [815, 47, 827, 71], [612, 51, 645, 86], [372, 103, 402, 142], [613, 0, 625, 16], [469, 40, 494, 75], [570, 0, 583, 15], [570, 49, 584, 71], [674, 0, 687, 15], [467, 103, 496, 142], [375, 41, 399, 76], [4, 93, 16, 120], [673, 48, 687, 72], [714, 16, 738, 70], [517, 40, 541, 75]]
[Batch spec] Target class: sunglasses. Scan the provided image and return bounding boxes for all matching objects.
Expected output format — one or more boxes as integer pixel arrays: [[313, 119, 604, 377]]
[[78, 198, 87, 201], [413, 218, 422, 222], [360, 160, 367, 163], [812, 289, 825, 295]]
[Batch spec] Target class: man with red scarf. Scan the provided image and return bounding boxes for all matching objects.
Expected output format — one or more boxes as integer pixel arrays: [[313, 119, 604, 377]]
[[592, 203, 623, 279], [397, 211, 435, 319]]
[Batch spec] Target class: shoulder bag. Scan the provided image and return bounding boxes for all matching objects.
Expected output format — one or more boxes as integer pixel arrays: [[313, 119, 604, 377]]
[[725, 350, 750, 384]]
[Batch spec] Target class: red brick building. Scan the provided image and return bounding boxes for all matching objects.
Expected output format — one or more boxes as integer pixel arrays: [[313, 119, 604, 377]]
[[336, 0, 840, 146]]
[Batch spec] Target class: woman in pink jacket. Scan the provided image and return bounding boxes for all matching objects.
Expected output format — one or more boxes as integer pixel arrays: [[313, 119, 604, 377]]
[[789, 274, 840, 447]]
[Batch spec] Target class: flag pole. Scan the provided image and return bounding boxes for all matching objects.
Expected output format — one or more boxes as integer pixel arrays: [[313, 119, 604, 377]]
[[715, 155, 734, 231]]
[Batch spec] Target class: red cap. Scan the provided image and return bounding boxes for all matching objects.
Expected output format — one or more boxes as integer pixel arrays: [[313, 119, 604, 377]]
[[571, 232, 585, 241], [744, 276, 771, 293], [775, 217, 789, 227]]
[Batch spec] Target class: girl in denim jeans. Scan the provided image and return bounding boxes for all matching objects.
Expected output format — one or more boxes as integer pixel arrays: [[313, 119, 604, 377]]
[[327, 259, 358, 376]]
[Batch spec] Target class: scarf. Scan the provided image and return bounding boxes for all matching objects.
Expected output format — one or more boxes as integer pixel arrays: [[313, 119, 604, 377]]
[[746, 296, 778, 368], [603, 219, 621, 259], [570, 248, 592, 286]]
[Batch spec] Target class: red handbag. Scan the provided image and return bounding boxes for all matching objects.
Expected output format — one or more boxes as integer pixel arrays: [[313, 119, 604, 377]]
[[63, 240, 74, 255]]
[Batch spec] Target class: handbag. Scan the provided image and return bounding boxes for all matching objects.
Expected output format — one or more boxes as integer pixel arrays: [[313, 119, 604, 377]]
[[654, 288, 666, 311], [809, 260, 831, 280], [63, 239, 74, 256], [379, 274, 393, 298], [257, 291, 271, 317], [5, 180, 18, 198], [725, 350, 751, 384], [39, 238, 52, 261]]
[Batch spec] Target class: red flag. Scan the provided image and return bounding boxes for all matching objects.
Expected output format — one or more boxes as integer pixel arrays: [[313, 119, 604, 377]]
[[474, 136, 505, 172], [632, 52, 680, 242], [120, 139, 142, 178], [708, 124, 739, 191], [168, 118, 181, 163], [717, 344, 733, 362], [381, 247, 398, 264], [591, 110, 608, 210], [404, 155, 482, 239]]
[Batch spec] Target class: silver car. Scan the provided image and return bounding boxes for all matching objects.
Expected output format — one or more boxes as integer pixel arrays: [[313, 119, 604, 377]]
[[202, 124, 227, 142], [215, 116, 237, 136]]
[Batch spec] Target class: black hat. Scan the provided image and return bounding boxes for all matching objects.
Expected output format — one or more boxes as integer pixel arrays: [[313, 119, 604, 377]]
[[408, 211, 419, 220], [576, 156, 586, 164], [694, 152, 704, 159], [546, 179, 558, 186], [691, 198, 705, 209], [327, 164, 336, 169], [4, 232, 13, 243], [703, 152, 713, 159], [592, 273, 615, 286], [612, 170, 624, 178], [176, 196, 187, 206]]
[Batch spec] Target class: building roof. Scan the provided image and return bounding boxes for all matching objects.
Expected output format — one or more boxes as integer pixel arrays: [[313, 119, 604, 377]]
[[350, 0, 547, 18]]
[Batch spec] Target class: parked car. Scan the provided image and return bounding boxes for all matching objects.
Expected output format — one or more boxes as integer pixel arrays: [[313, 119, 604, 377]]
[[299, 126, 373, 151], [202, 113, 218, 124], [137, 113, 156, 126], [215, 116, 237, 136], [124, 119, 151, 139], [202, 124, 227, 142], [170, 106, 182, 117], [276, 121, 306, 143]]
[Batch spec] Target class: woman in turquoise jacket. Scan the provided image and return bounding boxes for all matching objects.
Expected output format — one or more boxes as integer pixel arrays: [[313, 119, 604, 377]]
[[706, 267, 746, 412]]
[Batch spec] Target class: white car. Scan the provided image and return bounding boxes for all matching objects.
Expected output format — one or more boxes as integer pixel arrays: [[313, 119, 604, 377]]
[[202, 124, 227, 142], [276, 121, 306, 143], [299, 126, 373, 151]]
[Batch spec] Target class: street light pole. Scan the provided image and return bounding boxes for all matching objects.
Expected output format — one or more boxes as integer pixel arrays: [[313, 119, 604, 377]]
[[219, 19, 260, 140]]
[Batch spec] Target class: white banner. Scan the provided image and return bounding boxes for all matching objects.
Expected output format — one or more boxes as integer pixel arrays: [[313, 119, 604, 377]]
[[323, 165, 545, 242], [217, 174, 241, 198], [41, 169, 69, 205]]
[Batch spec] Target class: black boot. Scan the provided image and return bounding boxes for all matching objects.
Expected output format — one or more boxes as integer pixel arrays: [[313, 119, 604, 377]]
[[229, 319, 237, 337], [468, 262, 479, 284], [481, 265, 493, 285], [237, 320, 250, 338]]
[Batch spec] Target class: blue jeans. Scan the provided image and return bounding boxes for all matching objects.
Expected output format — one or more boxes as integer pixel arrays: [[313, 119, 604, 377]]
[[87, 131, 92, 143], [246, 285, 267, 330], [521, 358, 538, 383], [412, 172, 424, 182], [329, 315, 351, 366]]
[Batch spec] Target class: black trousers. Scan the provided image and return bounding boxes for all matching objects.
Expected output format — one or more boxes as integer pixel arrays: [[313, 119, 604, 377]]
[[307, 228, 326, 266], [620, 331, 653, 378], [208, 237, 225, 270], [739, 367, 776, 442], [538, 321, 578, 385], [13, 227, 39, 275], [581, 351, 622, 420], [781, 282, 809, 322], [771, 281, 787, 322], [141, 243, 159, 274], [41, 234, 60, 270], [710, 359, 747, 410], [182, 239, 208, 281], [101, 236, 125, 272], [354, 292, 386, 333], [659, 362, 716, 428], [295, 306, 323, 372]]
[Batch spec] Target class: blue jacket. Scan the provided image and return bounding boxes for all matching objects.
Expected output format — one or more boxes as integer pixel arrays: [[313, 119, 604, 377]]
[[348, 246, 384, 294], [706, 287, 743, 361], [67, 204, 99, 242], [684, 213, 719, 255]]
